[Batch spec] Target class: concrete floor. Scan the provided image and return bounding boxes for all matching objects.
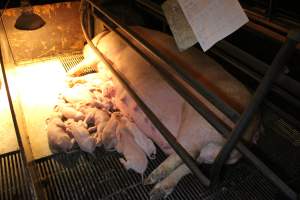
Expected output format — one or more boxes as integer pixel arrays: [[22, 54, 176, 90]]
[[14, 59, 67, 159], [0, 1, 85, 158], [0, 66, 19, 155]]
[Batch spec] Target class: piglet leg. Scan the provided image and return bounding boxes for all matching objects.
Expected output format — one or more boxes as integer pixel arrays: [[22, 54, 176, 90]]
[[149, 142, 241, 199]]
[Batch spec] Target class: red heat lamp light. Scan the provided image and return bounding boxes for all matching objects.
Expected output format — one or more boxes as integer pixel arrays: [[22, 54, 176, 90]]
[[15, 0, 45, 30]]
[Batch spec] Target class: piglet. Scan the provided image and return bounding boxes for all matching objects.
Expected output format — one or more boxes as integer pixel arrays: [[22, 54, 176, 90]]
[[84, 108, 110, 146], [116, 118, 148, 176], [65, 120, 96, 154], [54, 103, 84, 121], [62, 85, 94, 104], [101, 112, 122, 150], [121, 116, 156, 159], [46, 114, 74, 153]]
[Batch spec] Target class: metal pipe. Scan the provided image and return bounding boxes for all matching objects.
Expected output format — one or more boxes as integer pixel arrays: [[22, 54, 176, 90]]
[[80, 0, 210, 186], [87, 0, 240, 123], [135, 0, 300, 105], [0, 48, 38, 199], [87, 1, 298, 199], [210, 30, 300, 200], [215, 40, 300, 100], [210, 47, 300, 130], [94, 9, 235, 132], [266, 0, 274, 19], [209, 46, 300, 112], [87, 4, 95, 38]]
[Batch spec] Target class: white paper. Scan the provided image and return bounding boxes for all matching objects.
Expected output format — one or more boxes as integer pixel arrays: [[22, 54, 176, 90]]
[[162, 0, 197, 51], [177, 0, 249, 51]]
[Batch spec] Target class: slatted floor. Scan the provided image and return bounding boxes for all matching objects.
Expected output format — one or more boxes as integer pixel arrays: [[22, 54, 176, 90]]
[[0, 151, 32, 200], [29, 53, 288, 200], [0, 54, 294, 199], [34, 147, 286, 200]]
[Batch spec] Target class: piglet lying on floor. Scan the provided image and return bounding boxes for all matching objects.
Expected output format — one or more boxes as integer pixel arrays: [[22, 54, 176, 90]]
[[120, 116, 156, 159], [115, 116, 148, 177], [47, 75, 155, 177], [46, 114, 74, 153], [65, 119, 96, 154], [68, 26, 259, 199]]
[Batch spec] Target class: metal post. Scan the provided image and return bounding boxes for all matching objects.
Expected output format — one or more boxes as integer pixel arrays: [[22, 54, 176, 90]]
[[80, 0, 210, 186], [210, 30, 300, 192], [84, 1, 299, 198], [88, 0, 240, 123]]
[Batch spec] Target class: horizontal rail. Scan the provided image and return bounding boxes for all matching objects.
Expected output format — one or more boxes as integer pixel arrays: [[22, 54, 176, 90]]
[[210, 46, 300, 110], [211, 32, 299, 200], [215, 40, 300, 100], [80, 0, 210, 186], [85, 0, 298, 199], [137, 0, 300, 104], [89, 0, 240, 123], [209, 46, 300, 129]]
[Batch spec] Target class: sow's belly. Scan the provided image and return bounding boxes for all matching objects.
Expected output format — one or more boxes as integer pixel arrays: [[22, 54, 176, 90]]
[[84, 26, 254, 154]]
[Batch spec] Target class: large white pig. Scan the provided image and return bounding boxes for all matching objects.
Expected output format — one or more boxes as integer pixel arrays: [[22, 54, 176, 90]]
[[68, 26, 259, 199]]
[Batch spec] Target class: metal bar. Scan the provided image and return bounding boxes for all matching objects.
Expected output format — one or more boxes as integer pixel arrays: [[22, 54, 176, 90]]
[[266, 0, 274, 19], [209, 46, 300, 113], [0, 49, 37, 199], [215, 40, 300, 100], [88, 0, 240, 123], [86, 1, 293, 198], [87, 1, 298, 199], [210, 46, 300, 130], [136, 0, 300, 101], [89, 4, 95, 38], [211, 30, 300, 200], [80, 0, 210, 186], [94, 14, 231, 134]]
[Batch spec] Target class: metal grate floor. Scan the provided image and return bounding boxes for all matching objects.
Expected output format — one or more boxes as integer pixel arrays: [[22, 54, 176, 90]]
[[59, 54, 84, 72], [29, 53, 288, 200], [35, 147, 286, 200], [0, 151, 33, 200], [59, 54, 97, 75]]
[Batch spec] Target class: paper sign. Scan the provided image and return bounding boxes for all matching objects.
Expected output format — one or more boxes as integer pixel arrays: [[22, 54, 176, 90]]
[[162, 0, 197, 51], [177, 0, 249, 51]]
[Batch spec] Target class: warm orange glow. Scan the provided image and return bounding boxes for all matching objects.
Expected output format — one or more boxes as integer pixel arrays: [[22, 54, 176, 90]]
[[0, 70, 19, 154], [0, 61, 20, 154], [14, 59, 67, 158]]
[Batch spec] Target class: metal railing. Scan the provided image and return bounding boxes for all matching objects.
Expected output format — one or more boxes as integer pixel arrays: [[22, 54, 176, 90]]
[[81, 0, 299, 199]]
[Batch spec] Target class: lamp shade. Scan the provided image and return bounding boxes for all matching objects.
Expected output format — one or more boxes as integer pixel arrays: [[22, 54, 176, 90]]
[[15, 11, 45, 30]]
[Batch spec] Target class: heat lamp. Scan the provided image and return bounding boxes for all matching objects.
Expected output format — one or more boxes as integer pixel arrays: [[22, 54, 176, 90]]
[[15, 0, 45, 30]]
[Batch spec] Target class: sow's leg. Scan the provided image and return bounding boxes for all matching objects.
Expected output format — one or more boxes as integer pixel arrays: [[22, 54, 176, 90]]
[[149, 142, 241, 200]]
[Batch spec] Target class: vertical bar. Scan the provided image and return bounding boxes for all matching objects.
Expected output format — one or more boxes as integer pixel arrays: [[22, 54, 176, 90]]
[[210, 30, 300, 200], [85, 1, 299, 199], [266, 0, 274, 19], [88, 0, 240, 123], [80, 0, 210, 186], [87, 4, 95, 38], [0, 48, 39, 200]]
